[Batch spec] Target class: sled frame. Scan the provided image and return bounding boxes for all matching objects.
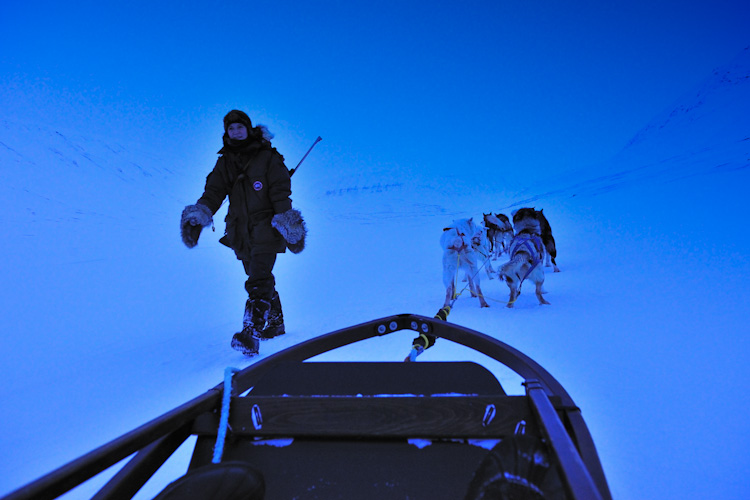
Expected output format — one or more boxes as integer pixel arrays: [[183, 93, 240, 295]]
[[1, 313, 611, 500]]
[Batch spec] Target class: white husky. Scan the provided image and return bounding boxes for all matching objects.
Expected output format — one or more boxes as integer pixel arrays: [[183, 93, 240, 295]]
[[441, 218, 490, 308], [499, 208, 551, 308]]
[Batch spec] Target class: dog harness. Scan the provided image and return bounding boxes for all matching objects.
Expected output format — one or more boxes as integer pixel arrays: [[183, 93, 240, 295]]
[[442, 225, 492, 307], [445, 226, 490, 259], [444, 227, 470, 252], [510, 233, 544, 285]]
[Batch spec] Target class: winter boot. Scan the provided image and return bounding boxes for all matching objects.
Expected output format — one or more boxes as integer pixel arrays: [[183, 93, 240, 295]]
[[231, 297, 271, 356], [259, 291, 285, 340]]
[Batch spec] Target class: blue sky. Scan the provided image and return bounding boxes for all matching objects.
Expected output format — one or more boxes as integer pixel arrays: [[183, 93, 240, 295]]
[[2, 1, 748, 183]]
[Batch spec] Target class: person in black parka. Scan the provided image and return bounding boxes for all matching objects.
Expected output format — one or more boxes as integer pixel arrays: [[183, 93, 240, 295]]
[[180, 110, 307, 356]]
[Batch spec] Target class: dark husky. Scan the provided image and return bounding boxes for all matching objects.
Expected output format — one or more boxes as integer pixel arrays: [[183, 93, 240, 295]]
[[535, 208, 560, 272], [483, 212, 514, 259]]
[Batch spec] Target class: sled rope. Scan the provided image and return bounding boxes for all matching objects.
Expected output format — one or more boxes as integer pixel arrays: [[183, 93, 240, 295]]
[[406, 308, 450, 361], [450, 252, 493, 304], [450, 252, 461, 303], [212, 366, 241, 464], [407, 235, 497, 361], [514, 235, 544, 293], [407, 332, 434, 361], [480, 289, 517, 306]]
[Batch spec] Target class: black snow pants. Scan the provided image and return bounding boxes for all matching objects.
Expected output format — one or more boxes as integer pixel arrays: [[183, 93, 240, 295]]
[[242, 253, 277, 299]]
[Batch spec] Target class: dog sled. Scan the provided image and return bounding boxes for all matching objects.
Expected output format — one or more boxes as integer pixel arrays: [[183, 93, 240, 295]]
[[2, 314, 612, 500]]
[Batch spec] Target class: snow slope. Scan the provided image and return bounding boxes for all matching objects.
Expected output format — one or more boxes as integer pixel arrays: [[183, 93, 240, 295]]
[[1, 48, 749, 499]]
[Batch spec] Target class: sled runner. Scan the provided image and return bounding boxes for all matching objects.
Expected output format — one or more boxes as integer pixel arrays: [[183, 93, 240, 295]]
[[2, 314, 611, 500]]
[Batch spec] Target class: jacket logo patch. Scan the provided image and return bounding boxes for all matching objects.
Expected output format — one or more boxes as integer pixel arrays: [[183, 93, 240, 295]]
[[253, 180, 263, 191]]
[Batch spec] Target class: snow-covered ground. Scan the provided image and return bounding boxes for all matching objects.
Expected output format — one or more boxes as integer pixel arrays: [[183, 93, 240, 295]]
[[1, 48, 749, 500]]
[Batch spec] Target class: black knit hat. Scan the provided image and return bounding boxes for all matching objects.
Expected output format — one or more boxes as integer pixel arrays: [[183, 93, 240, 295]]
[[223, 110, 253, 132]]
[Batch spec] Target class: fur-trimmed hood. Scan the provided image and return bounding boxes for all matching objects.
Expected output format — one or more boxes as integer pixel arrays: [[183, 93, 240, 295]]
[[220, 109, 277, 154], [219, 124, 277, 155]]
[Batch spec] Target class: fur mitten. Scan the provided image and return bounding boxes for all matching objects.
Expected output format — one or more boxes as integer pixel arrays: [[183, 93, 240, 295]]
[[180, 203, 213, 248], [272, 208, 307, 254]]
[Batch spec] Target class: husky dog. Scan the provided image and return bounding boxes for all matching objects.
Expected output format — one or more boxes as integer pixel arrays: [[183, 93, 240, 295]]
[[499, 208, 550, 308], [536, 209, 560, 272], [441, 218, 490, 308], [483, 213, 514, 259]]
